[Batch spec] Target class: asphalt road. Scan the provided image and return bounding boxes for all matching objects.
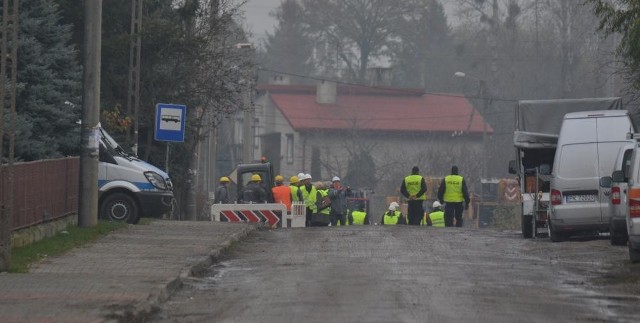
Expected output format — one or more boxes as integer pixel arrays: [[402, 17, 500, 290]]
[[153, 226, 640, 322]]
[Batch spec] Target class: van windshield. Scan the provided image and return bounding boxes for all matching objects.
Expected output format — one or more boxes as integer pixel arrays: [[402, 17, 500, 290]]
[[99, 128, 126, 156]]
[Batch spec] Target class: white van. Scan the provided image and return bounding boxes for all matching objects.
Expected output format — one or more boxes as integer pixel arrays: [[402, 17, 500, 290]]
[[98, 127, 175, 224], [548, 110, 635, 242]]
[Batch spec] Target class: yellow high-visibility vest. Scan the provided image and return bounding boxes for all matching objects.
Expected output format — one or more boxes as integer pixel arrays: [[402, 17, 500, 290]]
[[383, 211, 402, 225], [423, 210, 444, 227], [291, 185, 300, 202], [443, 175, 464, 202], [351, 210, 366, 225], [299, 185, 318, 212], [318, 189, 331, 215], [404, 175, 426, 200]]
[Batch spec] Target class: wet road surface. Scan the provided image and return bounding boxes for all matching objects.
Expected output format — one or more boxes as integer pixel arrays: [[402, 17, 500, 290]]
[[154, 226, 640, 322]]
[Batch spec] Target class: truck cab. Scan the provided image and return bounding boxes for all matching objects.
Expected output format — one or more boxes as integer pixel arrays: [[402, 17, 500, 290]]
[[98, 127, 175, 223]]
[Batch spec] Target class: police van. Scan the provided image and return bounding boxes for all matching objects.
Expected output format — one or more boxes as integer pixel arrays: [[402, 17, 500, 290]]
[[98, 127, 175, 224]]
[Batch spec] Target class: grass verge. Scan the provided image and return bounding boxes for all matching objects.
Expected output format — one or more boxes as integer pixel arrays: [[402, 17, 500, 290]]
[[9, 220, 129, 273]]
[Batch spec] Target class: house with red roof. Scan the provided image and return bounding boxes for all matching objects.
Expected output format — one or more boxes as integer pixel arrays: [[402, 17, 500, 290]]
[[245, 79, 492, 198]]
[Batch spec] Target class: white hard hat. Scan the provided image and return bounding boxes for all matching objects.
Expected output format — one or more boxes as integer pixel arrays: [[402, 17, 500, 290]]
[[432, 201, 442, 208], [297, 172, 305, 179], [390, 202, 399, 209], [305, 173, 312, 179], [388, 205, 396, 211], [332, 176, 340, 182]]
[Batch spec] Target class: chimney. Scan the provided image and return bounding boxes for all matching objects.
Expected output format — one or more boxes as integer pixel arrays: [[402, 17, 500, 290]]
[[269, 74, 291, 85], [316, 80, 337, 104]]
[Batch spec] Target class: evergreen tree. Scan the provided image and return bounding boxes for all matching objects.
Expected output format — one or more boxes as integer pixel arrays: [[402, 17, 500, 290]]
[[344, 150, 376, 190], [2, 0, 82, 161], [391, 0, 455, 90]]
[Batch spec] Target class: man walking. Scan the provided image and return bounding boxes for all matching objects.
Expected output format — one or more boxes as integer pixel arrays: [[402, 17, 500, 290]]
[[400, 166, 428, 225], [437, 165, 470, 227]]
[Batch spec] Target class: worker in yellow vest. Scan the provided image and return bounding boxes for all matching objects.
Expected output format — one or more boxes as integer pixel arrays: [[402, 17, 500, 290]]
[[299, 174, 317, 227], [400, 166, 428, 226], [289, 175, 303, 202], [437, 165, 470, 227], [422, 201, 445, 227], [349, 204, 369, 225], [313, 181, 331, 226], [381, 202, 406, 225]]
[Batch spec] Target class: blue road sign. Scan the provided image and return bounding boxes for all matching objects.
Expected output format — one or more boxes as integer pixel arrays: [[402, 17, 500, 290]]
[[155, 103, 186, 142]]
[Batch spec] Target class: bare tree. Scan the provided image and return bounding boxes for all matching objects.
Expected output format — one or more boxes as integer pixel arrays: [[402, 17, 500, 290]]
[[301, 0, 413, 82]]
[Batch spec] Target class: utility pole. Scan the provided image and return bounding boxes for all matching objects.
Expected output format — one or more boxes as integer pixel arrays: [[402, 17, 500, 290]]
[[480, 80, 489, 181], [127, 0, 142, 156], [242, 84, 253, 163], [0, 0, 18, 272], [78, 0, 102, 228], [237, 43, 254, 163]]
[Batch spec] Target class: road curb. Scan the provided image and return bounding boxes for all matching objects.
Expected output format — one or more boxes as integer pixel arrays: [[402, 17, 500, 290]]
[[127, 224, 259, 321]]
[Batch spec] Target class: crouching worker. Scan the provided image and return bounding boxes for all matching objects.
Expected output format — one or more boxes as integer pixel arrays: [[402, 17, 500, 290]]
[[422, 201, 444, 227], [381, 202, 406, 225]]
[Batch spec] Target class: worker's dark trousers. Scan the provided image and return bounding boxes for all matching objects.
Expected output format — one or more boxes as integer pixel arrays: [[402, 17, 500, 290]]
[[331, 213, 346, 226], [306, 207, 313, 227], [407, 200, 424, 225], [444, 202, 464, 227]]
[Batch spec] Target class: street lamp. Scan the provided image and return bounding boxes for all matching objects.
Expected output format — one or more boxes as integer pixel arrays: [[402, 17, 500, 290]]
[[454, 71, 489, 181]]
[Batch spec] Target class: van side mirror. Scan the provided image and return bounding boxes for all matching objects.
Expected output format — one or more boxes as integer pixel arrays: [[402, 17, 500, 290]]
[[611, 170, 625, 183], [599, 176, 612, 188], [508, 160, 517, 174]]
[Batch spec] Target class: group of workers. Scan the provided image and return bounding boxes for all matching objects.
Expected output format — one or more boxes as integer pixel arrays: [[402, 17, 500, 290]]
[[213, 164, 469, 228], [400, 165, 470, 227]]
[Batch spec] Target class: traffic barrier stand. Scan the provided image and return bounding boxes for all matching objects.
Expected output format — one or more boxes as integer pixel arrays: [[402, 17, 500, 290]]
[[287, 201, 306, 228], [211, 203, 286, 228]]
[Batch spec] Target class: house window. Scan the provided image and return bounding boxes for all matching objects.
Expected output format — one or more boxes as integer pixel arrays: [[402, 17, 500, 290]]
[[286, 134, 294, 164]]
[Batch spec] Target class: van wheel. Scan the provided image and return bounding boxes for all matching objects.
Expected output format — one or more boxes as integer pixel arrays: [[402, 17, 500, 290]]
[[629, 244, 640, 263], [100, 193, 140, 224], [522, 214, 533, 238]]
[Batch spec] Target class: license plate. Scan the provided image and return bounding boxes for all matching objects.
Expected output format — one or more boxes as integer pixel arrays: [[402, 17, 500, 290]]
[[566, 195, 596, 203]]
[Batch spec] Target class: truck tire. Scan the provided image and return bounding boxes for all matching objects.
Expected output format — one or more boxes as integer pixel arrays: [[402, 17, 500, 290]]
[[100, 193, 140, 224], [629, 244, 640, 263], [522, 214, 534, 239]]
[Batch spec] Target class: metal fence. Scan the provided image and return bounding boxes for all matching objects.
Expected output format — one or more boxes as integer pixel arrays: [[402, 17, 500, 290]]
[[1, 157, 79, 231]]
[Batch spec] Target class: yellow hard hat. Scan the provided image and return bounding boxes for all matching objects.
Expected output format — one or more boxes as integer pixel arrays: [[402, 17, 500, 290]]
[[251, 174, 262, 181], [275, 175, 284, 182], [289, 176, 299, 184], [219, 176, 230, 183]]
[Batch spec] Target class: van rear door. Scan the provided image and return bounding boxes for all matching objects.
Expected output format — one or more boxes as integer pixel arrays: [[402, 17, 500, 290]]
[[596, 116, 634, 223], [553, 117, 601, 226]]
